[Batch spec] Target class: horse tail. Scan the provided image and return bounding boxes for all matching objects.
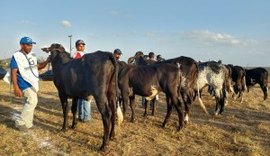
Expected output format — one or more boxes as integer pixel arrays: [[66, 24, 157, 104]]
[[109, 53, 123, 126]]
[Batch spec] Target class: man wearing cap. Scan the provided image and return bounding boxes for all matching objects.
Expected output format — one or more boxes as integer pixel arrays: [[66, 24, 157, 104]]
[[4, 37, 49, 132], [113, 49, 122, 61], [72, 39, 91, 122]]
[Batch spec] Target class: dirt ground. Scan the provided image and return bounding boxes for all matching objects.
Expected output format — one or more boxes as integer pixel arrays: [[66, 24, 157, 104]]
[[0, 80, 269, 156]]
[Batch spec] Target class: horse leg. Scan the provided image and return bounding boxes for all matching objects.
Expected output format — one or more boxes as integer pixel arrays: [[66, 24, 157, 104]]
[[239, 91, 244, 103], [162, 96, 172, 128], [172, 95, 184, 131], [108, 96, 116, 140], [260, 84, 268, 101], [219, 89, 226, 114], [59, 93, 68, 131], [151, 97, 157, 116], [95, 95, 112, 151], [71, 98, 78, 129], [130, 95, 136, 122], [214, 89, 225, 115], [122, 92, 129, 120], [232, 86, 237, 100], [183, 88, 194, 124], [143, 99, 150, 117]]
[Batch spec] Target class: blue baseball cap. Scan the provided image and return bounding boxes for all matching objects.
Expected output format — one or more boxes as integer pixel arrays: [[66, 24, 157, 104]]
[[20, 37, 36, 45]]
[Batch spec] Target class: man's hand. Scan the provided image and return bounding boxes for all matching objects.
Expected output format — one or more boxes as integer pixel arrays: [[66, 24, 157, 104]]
[[14, 87, 23, 97], [38, 57, 50, 70]]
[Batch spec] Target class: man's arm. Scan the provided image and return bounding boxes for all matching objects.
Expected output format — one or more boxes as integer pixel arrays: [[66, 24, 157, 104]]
[[37, 56, 51, 70], [11, 68, 23, 97], [37, 60, 49, 70]]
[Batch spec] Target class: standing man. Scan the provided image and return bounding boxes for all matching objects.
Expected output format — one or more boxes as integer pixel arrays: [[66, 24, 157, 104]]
[[4, 37, 49, 132], [148, 52, 156, 63], [113, 49, 122, 61], [73, 39, 91, 122]]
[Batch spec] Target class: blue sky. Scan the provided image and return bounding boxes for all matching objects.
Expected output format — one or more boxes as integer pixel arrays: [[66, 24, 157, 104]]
[[0, 0, 270, 66]]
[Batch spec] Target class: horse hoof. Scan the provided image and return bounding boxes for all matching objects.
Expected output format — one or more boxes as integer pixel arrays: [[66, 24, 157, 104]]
[[110, 132, 115, 140], [110, 136, 115, 140], [177, 126, 184, 131], [161, 123, 166, 128], [99, 145, 107, 151], [213, 112, 219, 117], [61, 128, 68, 132]]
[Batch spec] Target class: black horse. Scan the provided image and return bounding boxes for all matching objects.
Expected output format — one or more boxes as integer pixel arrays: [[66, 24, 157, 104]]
[[246, 67, 268, 100], [131, 53, 199, 124], [42, 43, 122, 151]]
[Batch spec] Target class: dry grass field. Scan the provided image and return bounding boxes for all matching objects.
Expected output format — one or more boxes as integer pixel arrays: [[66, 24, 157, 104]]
[[0, 80, 269, 156]]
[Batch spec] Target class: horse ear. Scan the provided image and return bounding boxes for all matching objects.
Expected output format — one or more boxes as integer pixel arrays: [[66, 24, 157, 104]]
[[41, 47, 51, 53]]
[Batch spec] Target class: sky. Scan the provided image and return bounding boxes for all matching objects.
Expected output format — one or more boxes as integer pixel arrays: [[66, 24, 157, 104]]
[[0, 0, 270, 66]]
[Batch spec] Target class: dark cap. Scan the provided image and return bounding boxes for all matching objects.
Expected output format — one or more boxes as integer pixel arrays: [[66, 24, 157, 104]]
[[114, 49, 122, 55], [148, 52, 155, 58], [75, 39, 86, 46], [149, 52, 155, 56]]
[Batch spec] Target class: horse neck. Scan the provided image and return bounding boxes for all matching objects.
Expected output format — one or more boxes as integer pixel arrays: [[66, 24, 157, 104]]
[[51, 53, 72, 72]]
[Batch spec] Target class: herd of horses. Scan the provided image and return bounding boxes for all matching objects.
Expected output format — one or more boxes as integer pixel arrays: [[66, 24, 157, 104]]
[[41, 43, 268, 151]]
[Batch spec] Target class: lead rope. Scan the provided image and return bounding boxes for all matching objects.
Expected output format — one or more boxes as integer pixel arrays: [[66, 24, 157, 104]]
[[21, 51, 40, 79]]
